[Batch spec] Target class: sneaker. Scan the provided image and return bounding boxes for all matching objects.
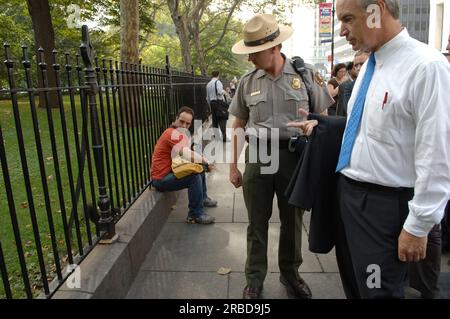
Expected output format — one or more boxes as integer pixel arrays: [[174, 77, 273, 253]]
[[203, 197, 218, 207], [186, 214, 215, 224]]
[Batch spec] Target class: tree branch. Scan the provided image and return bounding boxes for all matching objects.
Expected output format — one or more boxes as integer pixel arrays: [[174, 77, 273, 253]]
[[205, 0, 242, 53]]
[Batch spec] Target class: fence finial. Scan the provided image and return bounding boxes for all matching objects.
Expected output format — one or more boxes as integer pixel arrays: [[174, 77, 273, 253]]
[[80, 25, 94, 68]]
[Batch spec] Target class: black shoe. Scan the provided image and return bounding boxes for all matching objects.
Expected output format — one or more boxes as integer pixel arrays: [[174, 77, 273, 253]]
[[280, 275, 312, 299], [242, 285, 263, 299]]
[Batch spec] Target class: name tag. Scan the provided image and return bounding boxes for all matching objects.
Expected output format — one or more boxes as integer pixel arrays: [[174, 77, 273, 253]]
[[250, 90, 261, 96]]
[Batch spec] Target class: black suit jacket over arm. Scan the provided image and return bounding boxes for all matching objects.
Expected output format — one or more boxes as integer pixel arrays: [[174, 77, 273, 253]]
[[285, 114, 346, 253]]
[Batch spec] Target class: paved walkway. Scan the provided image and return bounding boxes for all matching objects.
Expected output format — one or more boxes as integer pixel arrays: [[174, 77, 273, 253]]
[[126, 121, 450, 299]]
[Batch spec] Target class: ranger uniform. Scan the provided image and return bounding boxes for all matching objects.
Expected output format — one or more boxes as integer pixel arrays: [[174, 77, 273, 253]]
[[229, 13, 333, 299]]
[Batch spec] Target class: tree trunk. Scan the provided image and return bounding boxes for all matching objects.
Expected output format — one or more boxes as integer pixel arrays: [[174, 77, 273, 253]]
[[26, 0, 58, 108], [191, 23, 207, 76], [120, 0, 140, 126], [188, 1, 207, 75], [120, 0, 140, 64], [167, 0, 192, 72]]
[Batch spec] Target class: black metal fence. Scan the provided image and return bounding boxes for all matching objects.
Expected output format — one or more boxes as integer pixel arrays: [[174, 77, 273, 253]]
[[0, 26, 210, 299]]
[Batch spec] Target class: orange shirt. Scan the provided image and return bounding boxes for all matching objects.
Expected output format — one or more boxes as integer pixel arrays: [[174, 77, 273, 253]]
[[151, 127, 189, 180]]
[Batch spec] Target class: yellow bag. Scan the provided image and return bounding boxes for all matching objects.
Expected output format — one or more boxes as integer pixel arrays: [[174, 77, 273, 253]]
[[171, 156, 204, 179]]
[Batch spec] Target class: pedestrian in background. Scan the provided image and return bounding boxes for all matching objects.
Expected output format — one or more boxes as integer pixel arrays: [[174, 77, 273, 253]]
[[327, 63, 348, 115], [336, 51, 369, 117], [206, 71, 229, 142]]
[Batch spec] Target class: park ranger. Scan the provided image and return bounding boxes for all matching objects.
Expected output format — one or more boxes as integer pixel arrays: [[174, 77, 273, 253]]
[[228, 13, 334, 299]]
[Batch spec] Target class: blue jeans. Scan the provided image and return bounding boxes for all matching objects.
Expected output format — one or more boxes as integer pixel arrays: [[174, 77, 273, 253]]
[[152, 172, 208, 218]]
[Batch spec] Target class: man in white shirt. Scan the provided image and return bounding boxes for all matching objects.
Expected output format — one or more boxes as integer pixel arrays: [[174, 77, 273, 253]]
[[206, 70, 229, 142], [289, 0, 450, 298]]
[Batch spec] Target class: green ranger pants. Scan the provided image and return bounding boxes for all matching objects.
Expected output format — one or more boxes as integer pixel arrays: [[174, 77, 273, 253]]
[[242, 145, 304, 288]]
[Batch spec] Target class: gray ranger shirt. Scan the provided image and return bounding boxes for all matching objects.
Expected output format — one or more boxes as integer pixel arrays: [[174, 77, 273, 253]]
[[229, 56, 334, 140]]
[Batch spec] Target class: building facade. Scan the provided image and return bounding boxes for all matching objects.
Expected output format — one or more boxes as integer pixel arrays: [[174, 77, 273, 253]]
[[428, 0, 450, 53]]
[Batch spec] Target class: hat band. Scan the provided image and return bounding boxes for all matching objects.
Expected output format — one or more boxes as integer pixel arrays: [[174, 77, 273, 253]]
[[244, 29, 280, 47]]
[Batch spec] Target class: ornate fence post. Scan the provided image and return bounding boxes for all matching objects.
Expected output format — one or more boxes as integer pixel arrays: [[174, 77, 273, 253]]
[[80, 25, 118, 244]]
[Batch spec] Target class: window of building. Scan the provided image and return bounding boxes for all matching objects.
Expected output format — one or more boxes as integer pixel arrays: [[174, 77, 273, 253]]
[[402, 5, 408, 15], [421, 21, 427, 31]]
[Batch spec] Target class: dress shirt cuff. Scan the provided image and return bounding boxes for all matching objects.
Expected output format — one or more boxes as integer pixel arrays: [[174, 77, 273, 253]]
[[403, 214, 435, 237]]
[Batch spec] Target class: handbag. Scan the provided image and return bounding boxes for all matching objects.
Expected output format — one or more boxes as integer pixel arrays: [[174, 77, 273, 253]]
[[171, 156, 204, 179], [214, 80, 229, 120], [215, 100, 229, 119]]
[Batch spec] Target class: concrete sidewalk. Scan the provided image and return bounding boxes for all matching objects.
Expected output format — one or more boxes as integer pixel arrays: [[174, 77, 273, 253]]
[[126, 158, 345, 299], [126, 135, 450, 299]]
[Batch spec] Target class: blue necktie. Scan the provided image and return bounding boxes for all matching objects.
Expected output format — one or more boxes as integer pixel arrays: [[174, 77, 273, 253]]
[[336, 53, 376, 172]]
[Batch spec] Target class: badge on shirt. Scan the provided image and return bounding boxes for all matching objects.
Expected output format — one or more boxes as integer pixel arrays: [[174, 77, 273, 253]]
[[314, 72, 324, 86], [250, 90, 261, 96], [292, 78, 301, 90]]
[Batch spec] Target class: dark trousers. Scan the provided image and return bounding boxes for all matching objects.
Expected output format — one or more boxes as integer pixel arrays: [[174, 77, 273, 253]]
[[210, 101, 227, 140], [242, 146, 304, 287], [442, 201, 450, 250], [336, 174, 413, 298], [409, 224, 441, 298]]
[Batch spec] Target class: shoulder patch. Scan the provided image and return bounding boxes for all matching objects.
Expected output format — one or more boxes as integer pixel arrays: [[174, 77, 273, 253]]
[[314, 72, 324, 86]]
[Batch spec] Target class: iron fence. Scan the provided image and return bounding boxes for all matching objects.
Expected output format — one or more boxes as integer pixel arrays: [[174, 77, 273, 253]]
[[0, 25, 210, 298]]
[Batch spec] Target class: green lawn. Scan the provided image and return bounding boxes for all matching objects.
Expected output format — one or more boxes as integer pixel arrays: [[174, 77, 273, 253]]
[[0, 93, 164, 298]]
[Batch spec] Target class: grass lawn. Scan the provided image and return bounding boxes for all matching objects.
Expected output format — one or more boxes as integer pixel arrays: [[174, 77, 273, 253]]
[[0, 93, 165, 298]]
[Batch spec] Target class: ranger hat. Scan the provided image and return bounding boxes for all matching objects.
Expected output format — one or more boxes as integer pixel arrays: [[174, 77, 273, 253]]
[[232, 14, 293, 55]]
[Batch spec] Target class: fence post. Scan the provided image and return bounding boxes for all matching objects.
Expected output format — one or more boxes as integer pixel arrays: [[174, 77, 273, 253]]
[[165, 55, 174, 124], [191, 65, 198, 118], [80, 25, 118, 244]]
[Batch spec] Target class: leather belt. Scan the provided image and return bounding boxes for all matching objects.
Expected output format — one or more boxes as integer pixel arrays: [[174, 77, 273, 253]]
[[342, 174, 414, 193], [245, 136, 290, 149]]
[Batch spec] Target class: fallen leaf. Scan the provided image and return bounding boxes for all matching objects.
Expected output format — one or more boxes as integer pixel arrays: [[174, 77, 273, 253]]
[[47, 175, 54, 181], [20, 202, 29, 209], [46, 157, 53, 161], [217, 267, 231, 275]]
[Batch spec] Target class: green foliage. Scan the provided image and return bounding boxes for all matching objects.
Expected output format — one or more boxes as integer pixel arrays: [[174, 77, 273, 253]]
[[196, 14, 251, 79]]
